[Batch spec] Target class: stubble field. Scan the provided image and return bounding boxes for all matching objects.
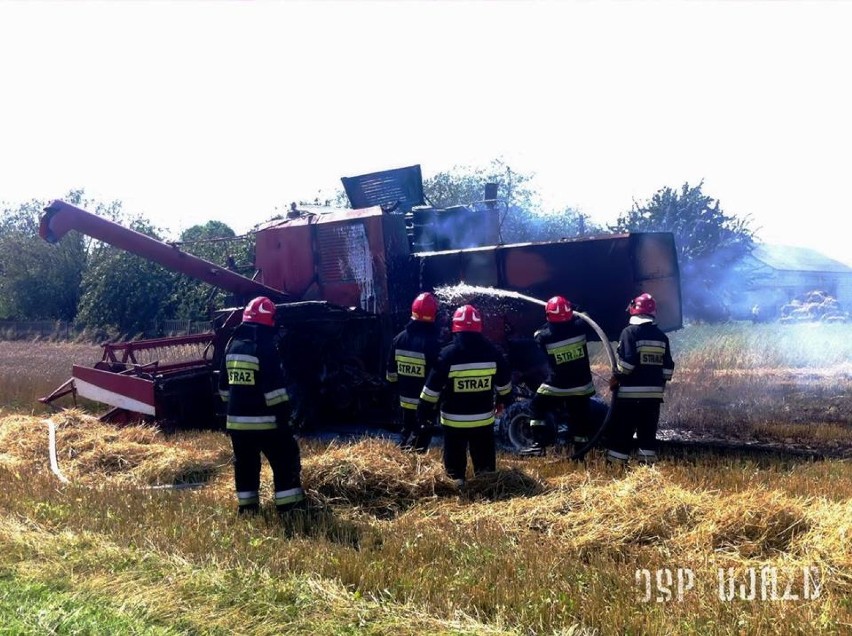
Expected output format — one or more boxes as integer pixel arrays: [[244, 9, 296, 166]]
[[0, 323, 850, 635]]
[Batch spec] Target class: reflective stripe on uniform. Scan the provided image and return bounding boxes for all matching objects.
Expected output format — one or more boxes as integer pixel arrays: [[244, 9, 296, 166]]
[[420, 386, 440, 403], [544, 335, 586, 352], [225, 354, 260, 370], [226, 415, 277, 430], [616, 357, 635, 373], [400, 396, 419, 410], [264, 387, 289, 406], [219, 390, 229, 402], [237, 490, 259, 505], [386, 372, 398, 382], [663, 368, 673, 380], [396, 349, 425, 361], [617, 385, 664, 399], [496, 382, 512, 396], [447, 362, 497, 377], [440, 410, 495, 428], [275, 487, 305, 506], [536, 381, 595, 397], [529, 419, 547, 428], [636, 339, 666, 350]]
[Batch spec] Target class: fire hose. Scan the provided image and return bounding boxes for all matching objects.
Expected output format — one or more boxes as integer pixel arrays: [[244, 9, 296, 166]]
[[570, 311, 618, 461]]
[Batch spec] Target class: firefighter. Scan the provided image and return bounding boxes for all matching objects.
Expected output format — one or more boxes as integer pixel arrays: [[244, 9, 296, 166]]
[[417, 304, 513, 486], [218, 296, 305, 516], [526, 295, 596, 456], [606, 292, 675, 465], [385, 292, 443, 453]]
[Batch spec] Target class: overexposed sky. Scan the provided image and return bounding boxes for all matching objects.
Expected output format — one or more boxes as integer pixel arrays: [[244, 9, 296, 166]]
[[1, 1, 850, 266]]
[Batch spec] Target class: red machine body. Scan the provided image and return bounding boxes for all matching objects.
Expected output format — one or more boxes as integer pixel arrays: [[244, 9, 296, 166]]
[[38, 164, 682, 431]]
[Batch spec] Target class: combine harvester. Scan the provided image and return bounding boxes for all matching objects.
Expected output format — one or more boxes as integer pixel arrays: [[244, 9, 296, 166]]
[[39, 165, 683, 454]]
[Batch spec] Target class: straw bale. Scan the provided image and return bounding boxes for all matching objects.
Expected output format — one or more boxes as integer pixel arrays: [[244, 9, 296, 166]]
[[301, 438, 455, 516]]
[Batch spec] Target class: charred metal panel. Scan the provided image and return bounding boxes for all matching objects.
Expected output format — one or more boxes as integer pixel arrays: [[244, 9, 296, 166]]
[[341, 165, 425, 213], [417, 232, 682, 342], [411, 206, 502, 251]]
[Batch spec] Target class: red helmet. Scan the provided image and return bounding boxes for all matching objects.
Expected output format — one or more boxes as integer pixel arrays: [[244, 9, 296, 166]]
[[628, 293, 656, 317], [411, 292, 438, 322], [242, 296, 276, 327], [545, 295, 574, 322], [451, 304, 482, 333]]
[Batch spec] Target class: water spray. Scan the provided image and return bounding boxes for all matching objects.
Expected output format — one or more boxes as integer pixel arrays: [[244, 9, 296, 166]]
[[433, 284, 618, 459]]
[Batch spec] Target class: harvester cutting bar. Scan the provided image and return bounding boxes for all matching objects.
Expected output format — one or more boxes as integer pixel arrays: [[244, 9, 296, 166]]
[[40, 333, 219, 425], [96, 333, 214, 368]]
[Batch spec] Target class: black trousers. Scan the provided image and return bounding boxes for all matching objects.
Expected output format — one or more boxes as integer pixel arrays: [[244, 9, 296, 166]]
[[529, 393, 594, 445], [606, 399, 661, 456], [442, 424, 496, 481], [398, 408, 434, 453], [230, 426, 302, 511]]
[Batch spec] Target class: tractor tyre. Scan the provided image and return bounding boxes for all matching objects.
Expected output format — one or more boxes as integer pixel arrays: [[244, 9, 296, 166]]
[[498, 399, 547, 453]]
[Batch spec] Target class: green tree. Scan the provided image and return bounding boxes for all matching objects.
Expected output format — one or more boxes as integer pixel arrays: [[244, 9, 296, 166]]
[[75, 218, 179, 336], [611, 181, 754, 263], [0, 190, 93, 321], [611, 181, 756, 320], [168, 220, 253, 320]]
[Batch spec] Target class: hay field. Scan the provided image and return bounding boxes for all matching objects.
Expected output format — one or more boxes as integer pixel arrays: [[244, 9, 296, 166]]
[[0, 323, 850, 635]]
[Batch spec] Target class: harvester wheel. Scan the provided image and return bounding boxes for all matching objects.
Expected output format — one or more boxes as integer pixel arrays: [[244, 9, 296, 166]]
[[498, 399, 538, 452]]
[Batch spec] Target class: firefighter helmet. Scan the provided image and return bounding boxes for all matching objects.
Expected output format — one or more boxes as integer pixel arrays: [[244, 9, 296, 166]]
[[628, 293, 656, 317], [242, 296, 276, 327], [545, 295, 574, 322], [451, 304, 483, 333], [411, 292, 438, 322]]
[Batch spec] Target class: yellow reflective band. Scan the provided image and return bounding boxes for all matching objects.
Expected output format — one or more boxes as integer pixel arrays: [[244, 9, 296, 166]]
[[440, 414, 495, 428], [419, 390, 440, 403], [227, 422, 278, 430], [536, 382, 595, 397], [396, 354, 426, 364], [448, 368, 496, 378], [226, 360, 259, 371]]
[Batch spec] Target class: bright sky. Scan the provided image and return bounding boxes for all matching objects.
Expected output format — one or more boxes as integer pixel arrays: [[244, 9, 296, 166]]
[[1, 1, 850, 266]]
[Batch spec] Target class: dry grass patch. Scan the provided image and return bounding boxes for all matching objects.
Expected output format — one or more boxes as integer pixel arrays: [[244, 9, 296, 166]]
[[301, 439, 457, 517], [0, 409, 232, 487]]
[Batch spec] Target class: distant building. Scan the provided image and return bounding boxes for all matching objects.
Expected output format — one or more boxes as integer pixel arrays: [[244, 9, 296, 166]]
[[725, 244, 852, 320]]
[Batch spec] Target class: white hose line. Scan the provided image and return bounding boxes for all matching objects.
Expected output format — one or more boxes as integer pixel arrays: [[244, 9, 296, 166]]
[[46, 418, 70, 484], [571, 311, 619, 460], [42, 417, 208, 490]]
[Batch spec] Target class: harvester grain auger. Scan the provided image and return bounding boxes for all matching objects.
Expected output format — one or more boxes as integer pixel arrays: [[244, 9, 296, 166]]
[[38, 165, 682, 449]]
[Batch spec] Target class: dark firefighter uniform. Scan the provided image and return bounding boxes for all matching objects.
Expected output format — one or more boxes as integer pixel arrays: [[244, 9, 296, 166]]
[[606, 315, 675, 463], [386, 319, 442, 452], [218, 301, 304, 515], [417, 306, 512, 483], [529, 316, 596, 449]]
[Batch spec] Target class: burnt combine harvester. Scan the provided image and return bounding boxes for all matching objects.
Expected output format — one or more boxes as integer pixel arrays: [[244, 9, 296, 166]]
[[39, 165, 682, 449]]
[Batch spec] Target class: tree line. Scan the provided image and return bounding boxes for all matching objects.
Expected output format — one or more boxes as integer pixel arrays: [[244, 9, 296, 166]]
[[0, 162, 754, 336]]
